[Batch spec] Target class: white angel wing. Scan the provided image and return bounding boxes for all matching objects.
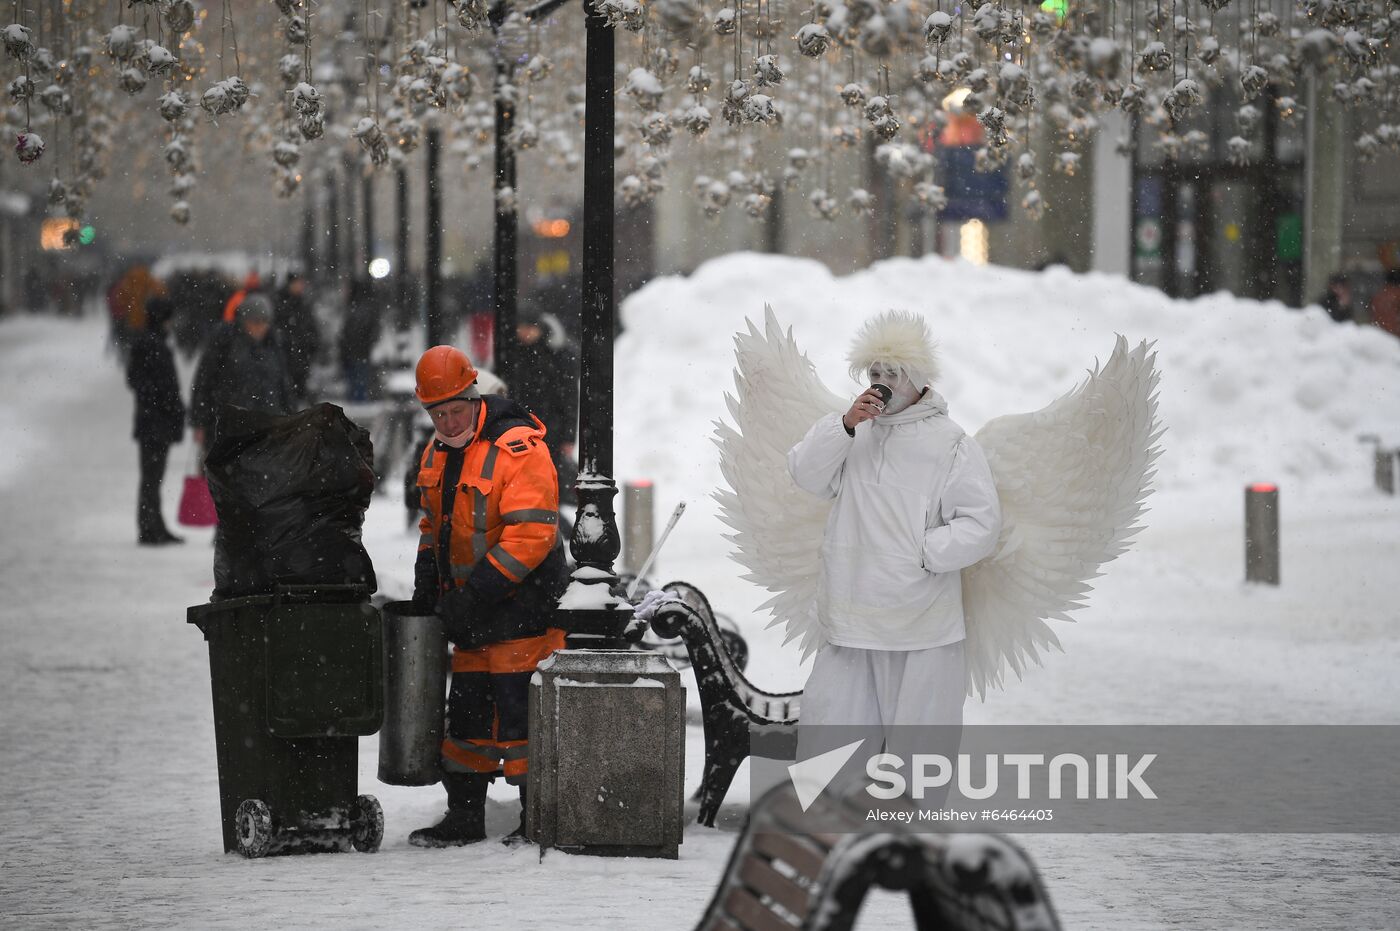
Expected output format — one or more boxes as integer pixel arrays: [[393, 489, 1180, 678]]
[[713, 304, 847, 659], [963, 335, 1163, 700]]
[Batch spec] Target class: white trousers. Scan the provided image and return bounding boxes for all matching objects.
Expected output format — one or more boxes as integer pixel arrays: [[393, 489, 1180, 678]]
[[797, 640, 966, 763]]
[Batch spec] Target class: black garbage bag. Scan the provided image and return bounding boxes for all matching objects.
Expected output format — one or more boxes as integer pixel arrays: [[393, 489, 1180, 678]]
[[206, 403, 377, 599]]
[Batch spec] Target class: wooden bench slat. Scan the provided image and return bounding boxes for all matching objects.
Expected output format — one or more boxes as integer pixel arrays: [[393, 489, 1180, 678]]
[[723, 886, 799, 931], [752, 830, 829, 879], [739, 855, 811, 918]]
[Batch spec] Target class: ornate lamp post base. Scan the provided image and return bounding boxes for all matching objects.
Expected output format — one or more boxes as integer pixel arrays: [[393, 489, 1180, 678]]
[[557, 473, 636, 646]]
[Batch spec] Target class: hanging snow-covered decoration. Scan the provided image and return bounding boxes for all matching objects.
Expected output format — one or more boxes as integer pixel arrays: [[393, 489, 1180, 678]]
[[1021, 188, 1044, 219], [848, 188, 875, 216], [713, 8, 737, 35], [1240, 65, 1270, 98], [600, 0, 646, 32], [682, 104, 712, 136], [1138, 42, 1171, 73], [697, 176, 731, 217], [509, 121, 540, 150], [165, 0, 197, 34], [795, 23, 833, 59], [624, 68, 664, 111], [453, 0, 488, 30], [354, 118, 391, 166], [978, 106, 1009, 146], [640, 111, 673, 147], [3, 23, 34, 61], [278, 54, 302, 87], [809, 188, 840, 221], [742, 191, 771, 218], [743, 94, 782, 126], [14, 131, 44, 165], [1226, 135, 1253, 165], [119, 67, 149, 95], [687, 65, 712, 95], [285, 16, 309, 45], [722, 79, 751, 124], [913, 181, 947, 211], [170, 200, 191, 225], [272, 140, 301, 168], [1162, 79, 1202, 124], [840, 82, 866, 108], [1016, 151, 1037, 180], [753, 55, 784, 88], [158, 90, 189, 122], [7, 75, 34, 103], [923, 11, 953, 45], [144, 44, 177, 76], [47, 177, 67, 206], [106, 24, 139, 61]]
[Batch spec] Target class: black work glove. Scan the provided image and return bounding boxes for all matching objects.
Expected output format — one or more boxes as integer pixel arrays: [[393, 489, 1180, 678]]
[[436, 585, 483, 649]]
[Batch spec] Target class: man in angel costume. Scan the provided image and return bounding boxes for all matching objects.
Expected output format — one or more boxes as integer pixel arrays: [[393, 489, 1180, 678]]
[[787, 310, 1001, 731], [716, 305, 1159, 766]]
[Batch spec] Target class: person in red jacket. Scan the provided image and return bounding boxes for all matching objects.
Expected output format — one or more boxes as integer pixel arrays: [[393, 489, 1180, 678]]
[[1370, 267, 1400, 339], [407, 345, 568, 848]]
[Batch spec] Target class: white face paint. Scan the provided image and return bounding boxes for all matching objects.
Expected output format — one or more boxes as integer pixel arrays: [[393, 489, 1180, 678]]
[[868, 364, 923, 415]]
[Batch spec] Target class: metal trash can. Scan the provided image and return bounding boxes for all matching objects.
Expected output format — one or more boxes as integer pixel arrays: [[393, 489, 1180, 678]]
[[378, 601, 448, 786], [186, 584, 384, 858]]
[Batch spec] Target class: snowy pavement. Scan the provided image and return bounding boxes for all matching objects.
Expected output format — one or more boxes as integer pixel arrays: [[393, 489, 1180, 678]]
[[4, 253, 1400, 929]]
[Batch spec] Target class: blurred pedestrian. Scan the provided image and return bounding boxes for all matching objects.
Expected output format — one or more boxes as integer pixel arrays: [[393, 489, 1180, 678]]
[[275, 274, 320, 400], [339, 278, 382, 402], [1317, 273, 1356, 323], [1370, 268, 1400, 339], [510, 303, 580, 503], [125, 296, 185, 545], [221, 271, 263, 323], [190, 293, 295, 447], [107, 264, 166, 357]]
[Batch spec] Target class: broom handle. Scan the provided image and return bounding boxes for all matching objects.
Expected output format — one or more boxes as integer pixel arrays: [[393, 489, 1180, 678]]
[[626, 502, 687, 600]]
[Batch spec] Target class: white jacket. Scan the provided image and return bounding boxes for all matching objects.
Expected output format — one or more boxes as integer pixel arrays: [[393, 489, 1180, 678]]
[[787, 390, 1002, 651]]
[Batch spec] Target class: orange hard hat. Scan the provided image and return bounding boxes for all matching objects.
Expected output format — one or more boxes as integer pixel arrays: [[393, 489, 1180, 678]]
[[415, 345, 480, 407]]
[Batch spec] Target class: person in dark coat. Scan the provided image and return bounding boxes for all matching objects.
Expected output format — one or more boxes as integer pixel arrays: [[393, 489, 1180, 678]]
[[275, 275, 320, 400], [339, 278, 383, 402], [510, 304, 580, 503], [125, 296, 186, 545], [1317, 273, 1356, 323], [190, 293, 296, 447]]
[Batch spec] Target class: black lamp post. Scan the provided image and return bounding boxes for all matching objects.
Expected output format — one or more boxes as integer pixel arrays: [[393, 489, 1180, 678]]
[[425, 125, 445, 346], [555, 0, 630, 640]]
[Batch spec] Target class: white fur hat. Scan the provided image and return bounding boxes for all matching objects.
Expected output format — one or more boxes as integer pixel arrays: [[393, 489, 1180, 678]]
[[846, 310, 941, 386]]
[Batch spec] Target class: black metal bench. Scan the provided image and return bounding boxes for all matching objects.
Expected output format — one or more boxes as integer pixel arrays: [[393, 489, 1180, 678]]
[[649, 581, 801, 827], [695, 780, 1061, 931]]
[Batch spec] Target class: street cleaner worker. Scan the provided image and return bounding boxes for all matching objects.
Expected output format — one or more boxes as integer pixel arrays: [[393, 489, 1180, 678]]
[[407, 345, 568, 848]]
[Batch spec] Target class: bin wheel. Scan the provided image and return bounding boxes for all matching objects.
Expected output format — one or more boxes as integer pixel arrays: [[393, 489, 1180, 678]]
[[235, 799, 274, 859], [350, 794, 384, 853]]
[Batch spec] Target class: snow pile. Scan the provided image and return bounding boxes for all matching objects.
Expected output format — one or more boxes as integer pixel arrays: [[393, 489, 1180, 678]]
[[614, 252, 1400, 501]]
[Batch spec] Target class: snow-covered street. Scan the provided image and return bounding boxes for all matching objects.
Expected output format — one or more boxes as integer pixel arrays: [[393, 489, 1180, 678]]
[[4, 255, 1400, 928]]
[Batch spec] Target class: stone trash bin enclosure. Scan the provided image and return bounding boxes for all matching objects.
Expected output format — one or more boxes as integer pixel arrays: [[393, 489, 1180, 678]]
[[527, 650, 685, 858]]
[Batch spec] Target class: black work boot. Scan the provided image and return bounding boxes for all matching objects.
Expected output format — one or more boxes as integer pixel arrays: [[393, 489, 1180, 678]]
[[409, 772, 490, 848], [502, 784, 532, 848]]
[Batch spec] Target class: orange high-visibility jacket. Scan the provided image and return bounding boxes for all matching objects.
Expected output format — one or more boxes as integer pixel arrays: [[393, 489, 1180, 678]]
[[415, 397, 562, 645]]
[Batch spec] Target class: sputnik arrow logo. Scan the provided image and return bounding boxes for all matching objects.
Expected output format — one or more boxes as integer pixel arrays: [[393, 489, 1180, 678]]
[[787, 739, 865, 811]]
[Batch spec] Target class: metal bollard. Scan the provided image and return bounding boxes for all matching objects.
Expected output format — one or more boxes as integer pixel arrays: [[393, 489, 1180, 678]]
[[622, 480, 655, 578], [1376, 447, 1396, 495], [377, 601, 448, 786], [1245, 483, 1280, 585]]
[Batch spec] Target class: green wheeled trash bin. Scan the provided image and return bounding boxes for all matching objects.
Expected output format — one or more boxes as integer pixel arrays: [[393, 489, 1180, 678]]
[[187, 585, 385, 858]]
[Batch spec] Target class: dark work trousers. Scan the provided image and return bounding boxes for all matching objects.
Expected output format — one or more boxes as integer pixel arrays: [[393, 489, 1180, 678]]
[[137, 438, 173, 540]]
